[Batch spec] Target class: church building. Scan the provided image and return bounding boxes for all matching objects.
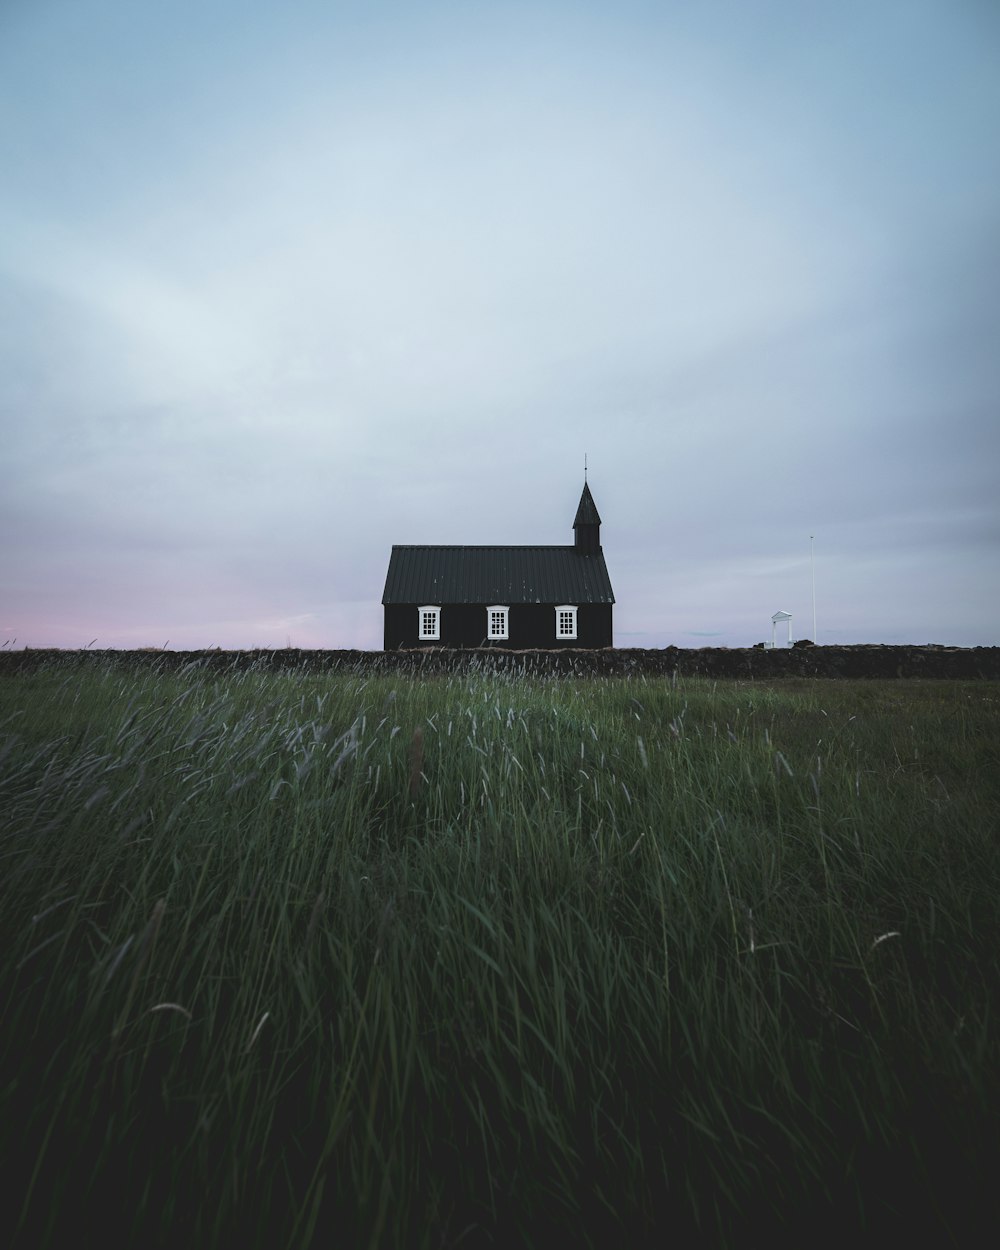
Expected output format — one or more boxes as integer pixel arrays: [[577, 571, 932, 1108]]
[[381, 481, 615, 649]]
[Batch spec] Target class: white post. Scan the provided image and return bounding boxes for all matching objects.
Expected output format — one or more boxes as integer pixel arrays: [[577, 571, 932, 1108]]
[[810, 535, 817, 643]]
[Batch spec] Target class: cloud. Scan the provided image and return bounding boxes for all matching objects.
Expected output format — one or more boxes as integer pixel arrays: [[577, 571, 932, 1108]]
[[1, 0, 998, 648]]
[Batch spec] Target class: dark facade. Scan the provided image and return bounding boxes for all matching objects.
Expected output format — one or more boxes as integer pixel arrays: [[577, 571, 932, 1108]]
[[382, 483, 615, 650]]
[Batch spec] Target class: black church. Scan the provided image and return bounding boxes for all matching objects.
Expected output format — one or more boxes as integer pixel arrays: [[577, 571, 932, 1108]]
[[382, 481, 615, 650]]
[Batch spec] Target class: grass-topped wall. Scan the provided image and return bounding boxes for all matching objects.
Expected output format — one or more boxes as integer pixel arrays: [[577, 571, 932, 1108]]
[[2, 642, 999, 678]]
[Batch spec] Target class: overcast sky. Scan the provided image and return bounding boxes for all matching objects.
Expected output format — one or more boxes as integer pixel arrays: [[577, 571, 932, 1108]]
[[2, 0, 998, 650]]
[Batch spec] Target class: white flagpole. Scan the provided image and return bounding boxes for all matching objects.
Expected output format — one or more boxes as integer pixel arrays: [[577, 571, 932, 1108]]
[[810, 535, 817, 643]]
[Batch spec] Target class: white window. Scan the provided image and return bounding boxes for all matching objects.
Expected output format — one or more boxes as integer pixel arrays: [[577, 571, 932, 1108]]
[[487, 605, 509, 640], [555, 605, 578, 640], [418, 606, 440, 641]]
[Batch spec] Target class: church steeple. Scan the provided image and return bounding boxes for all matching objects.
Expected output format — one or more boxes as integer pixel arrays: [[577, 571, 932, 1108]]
[[573, 481, 602, 555]]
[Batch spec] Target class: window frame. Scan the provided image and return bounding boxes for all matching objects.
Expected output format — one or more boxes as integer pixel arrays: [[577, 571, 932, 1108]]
[[555, 605, 578, 641], [486, 605, 509, 641], [418, 605, 441, 641]]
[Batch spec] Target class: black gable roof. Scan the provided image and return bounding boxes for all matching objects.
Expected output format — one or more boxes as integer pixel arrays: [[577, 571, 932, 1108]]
[[382, 545, 615, 605]]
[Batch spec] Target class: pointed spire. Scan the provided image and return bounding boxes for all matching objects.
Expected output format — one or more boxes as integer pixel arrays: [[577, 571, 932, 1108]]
[[573, 481, 602, 554], [574, 481, 602, 528]]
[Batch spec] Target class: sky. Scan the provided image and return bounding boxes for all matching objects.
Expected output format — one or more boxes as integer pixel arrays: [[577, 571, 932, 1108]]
[[2, 0, 998, 651]]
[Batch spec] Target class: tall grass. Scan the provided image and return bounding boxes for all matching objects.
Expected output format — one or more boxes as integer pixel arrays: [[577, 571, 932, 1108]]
[[1, 658, 998, 1247]]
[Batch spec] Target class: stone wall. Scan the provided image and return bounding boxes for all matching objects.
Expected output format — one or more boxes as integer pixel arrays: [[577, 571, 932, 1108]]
[[2, 644, 998, 679]]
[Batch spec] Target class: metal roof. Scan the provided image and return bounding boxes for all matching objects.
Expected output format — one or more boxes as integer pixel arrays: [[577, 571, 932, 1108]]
[[382, 545, 615, 605]]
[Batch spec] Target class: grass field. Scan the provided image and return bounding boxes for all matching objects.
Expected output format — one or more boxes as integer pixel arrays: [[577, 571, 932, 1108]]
[[1, 657, 998, 1247]]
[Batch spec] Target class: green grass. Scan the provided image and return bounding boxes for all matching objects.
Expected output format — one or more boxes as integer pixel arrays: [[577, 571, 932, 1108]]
[[1, 657, 998, 1248]]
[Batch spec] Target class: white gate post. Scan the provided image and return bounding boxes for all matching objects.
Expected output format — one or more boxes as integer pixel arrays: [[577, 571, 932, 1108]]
[[771, 611, 793, 648]]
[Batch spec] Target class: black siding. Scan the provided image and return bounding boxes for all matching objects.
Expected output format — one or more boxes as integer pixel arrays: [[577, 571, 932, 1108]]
[[384, 603, 613, 650]]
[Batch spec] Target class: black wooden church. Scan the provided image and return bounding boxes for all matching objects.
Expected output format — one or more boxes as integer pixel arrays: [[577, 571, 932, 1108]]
[[382, 481, 615, 649]]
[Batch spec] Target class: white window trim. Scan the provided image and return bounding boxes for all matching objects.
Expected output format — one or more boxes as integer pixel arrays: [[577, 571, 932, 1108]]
[[555, 604, 578, 640], [486, 605, 509, 641], [418, 605, 440, 641]]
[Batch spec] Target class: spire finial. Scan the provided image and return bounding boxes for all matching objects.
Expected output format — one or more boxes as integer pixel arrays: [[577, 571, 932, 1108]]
[[584, 452, 588, 480]]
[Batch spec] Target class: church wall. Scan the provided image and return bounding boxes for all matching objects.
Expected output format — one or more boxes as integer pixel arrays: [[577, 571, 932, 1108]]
[[384, 603, 613, 650]]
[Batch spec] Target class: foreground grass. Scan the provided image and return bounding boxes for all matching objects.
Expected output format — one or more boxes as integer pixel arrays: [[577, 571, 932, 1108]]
[[1, 658, 998, 1247]]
